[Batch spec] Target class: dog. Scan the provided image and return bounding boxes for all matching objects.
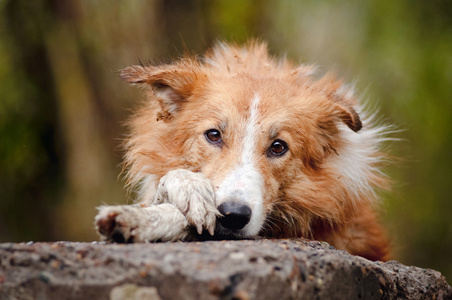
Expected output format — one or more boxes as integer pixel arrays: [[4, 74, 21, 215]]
[[95, 41, 391, 261]]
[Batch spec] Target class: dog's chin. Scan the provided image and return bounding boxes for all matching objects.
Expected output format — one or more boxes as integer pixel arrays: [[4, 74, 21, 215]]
[[191, 225, 256, 241], [214, 226, 251, 239]]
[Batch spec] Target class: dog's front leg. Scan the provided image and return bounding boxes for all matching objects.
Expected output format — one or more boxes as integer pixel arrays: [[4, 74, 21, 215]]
[[153, 169, 220, 235], [95, 169, 219, 243], [95, 203, 189, 243]]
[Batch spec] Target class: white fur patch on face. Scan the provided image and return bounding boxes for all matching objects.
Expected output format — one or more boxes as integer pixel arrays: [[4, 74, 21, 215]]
[[215, 94, 265, 236]]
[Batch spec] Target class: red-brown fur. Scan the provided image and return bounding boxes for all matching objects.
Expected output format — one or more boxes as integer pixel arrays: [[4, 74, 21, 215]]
[[121, 41, 391, 261]]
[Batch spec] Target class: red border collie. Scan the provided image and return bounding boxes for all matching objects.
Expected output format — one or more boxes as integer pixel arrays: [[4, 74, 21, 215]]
[[95, 41, 391, 261]]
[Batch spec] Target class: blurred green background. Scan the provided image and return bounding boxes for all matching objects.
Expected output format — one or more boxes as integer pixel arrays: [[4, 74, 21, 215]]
[[1, 0, 451, 282]]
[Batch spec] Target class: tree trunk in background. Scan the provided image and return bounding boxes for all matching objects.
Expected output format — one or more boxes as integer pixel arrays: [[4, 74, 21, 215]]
[[45, 3, 120, 241]]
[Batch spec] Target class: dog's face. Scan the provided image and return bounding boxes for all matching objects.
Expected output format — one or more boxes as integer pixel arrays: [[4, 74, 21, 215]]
[[121, 48, 365, 238], [182, 76, 299, 238]]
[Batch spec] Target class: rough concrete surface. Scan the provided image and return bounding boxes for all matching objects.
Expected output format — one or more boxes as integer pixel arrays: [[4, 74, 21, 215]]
[[0, 239, 450, 300]]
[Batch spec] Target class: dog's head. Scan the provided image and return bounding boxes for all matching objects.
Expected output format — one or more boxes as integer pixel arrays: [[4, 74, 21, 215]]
[[122, 42, 387, 239]]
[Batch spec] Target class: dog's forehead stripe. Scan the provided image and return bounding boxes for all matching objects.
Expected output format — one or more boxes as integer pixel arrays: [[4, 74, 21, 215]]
[[241, 93, 261, 166], [214, 93, 264, 236]]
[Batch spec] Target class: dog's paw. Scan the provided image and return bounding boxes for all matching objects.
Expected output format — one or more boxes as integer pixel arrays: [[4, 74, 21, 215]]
[[154, 169, 221, 235], [95, 204, 189, 242]]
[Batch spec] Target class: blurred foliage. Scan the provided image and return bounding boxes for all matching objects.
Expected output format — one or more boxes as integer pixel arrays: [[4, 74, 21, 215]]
[[0, 0, 451, 282]]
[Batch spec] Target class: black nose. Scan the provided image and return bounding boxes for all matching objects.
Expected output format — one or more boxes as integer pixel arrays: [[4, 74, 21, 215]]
[[217, 202, 252, 230]]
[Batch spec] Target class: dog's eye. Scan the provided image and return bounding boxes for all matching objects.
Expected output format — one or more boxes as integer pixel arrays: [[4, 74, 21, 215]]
[[205, 129, 222, 144], [268, 139, 288, 157]]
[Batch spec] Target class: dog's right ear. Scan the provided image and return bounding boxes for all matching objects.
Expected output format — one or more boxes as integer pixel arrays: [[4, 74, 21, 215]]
[[120, 63, 202, 117]]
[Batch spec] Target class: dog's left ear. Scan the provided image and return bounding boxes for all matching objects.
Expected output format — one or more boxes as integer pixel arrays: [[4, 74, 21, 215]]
[[120, 62, 202, 116]]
